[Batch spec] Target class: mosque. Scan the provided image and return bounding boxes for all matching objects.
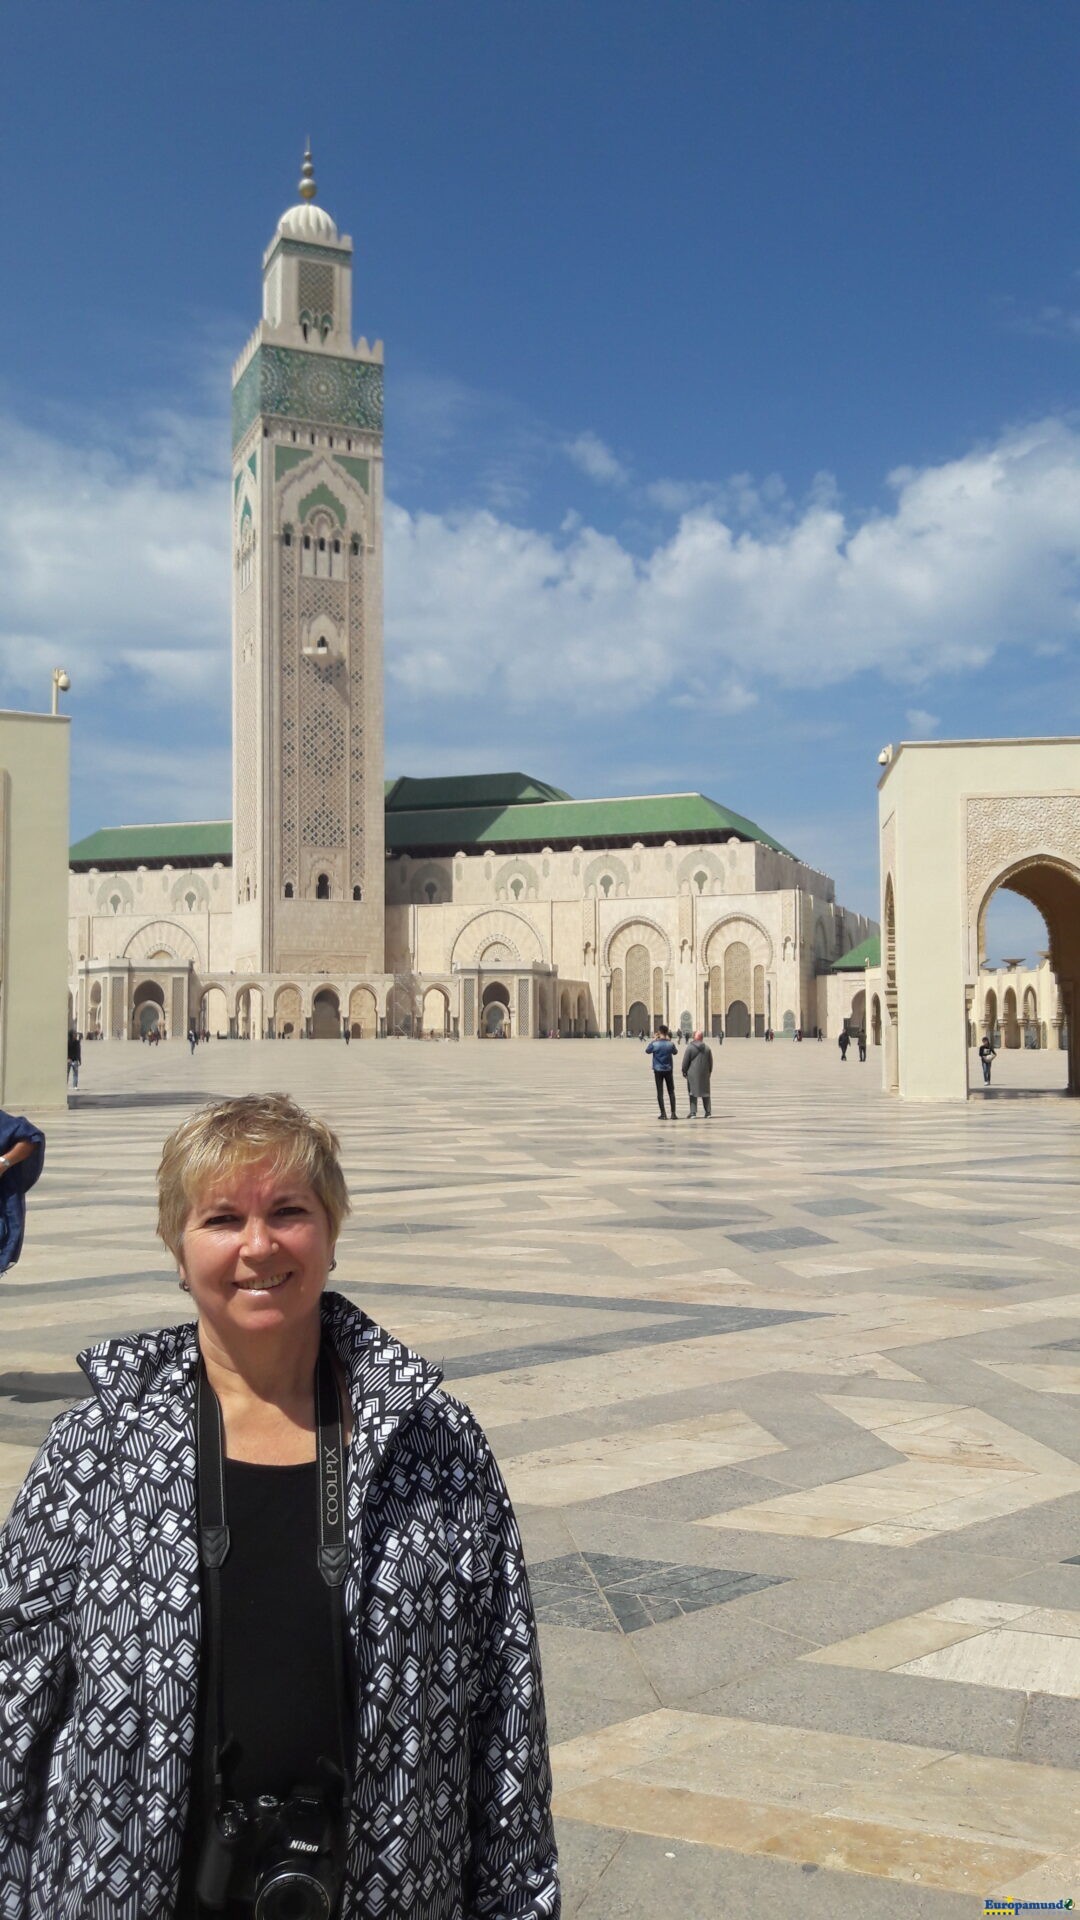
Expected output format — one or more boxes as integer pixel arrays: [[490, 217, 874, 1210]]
[[67, 155, 876, 1043]]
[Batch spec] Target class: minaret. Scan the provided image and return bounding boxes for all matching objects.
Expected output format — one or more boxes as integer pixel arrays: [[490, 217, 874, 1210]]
[[230, 147, 385, 982]]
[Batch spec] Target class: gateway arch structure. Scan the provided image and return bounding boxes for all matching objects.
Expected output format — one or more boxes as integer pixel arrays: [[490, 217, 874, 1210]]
[[877, 739, 1080, 1100]]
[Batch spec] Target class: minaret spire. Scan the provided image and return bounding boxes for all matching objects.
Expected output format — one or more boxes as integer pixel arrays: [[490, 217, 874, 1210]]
[[298, 143, 317, 203]]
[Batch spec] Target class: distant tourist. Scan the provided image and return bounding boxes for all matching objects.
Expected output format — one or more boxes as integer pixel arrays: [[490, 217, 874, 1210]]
[[681, 1030, 713, 1118], [857, 1028, 867, 1062], [67, 1030, 82, 1087], [188, 1025, 198, 1055], [645, 1023, 679, 1119], [0, 1108, 45, 1274], [838, 1030, 850, 1062], [979, 1036, 997, 1085]]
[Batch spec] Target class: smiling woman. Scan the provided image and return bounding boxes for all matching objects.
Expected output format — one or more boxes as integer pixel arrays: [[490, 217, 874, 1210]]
[[0, 1092, 559, 1920]]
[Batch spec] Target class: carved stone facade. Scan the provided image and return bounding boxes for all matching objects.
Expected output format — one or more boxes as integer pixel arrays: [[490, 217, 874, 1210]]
[[876, 740, 1080, 1099]]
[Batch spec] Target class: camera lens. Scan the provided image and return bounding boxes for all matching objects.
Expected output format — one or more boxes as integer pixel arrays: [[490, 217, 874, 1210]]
[[254, 1872, 331, 1920]]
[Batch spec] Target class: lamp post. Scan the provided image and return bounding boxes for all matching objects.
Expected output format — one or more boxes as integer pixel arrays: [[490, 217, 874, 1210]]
[[51, 668, 70, 715]]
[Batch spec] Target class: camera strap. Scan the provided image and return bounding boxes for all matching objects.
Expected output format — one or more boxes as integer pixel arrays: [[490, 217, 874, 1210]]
[[195, 1341, 351, 1802]]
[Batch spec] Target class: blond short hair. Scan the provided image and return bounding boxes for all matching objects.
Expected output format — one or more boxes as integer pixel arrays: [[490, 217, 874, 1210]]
[[157, 1092, 350, 1257]]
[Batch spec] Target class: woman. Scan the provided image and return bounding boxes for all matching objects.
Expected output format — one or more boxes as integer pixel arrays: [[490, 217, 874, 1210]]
[[0, 1093, 559, 1919]]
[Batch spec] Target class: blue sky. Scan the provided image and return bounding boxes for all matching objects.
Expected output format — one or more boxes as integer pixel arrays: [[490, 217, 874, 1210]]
[[5, 0, 1080, 959]]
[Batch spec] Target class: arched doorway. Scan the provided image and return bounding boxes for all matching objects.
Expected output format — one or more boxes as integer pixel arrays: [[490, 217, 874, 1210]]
[[422, 986, 450, 1036], [201, 985, 228, 1037], [132, 980, 164, 1038], [577, 990, 589, 1036], [274, 984, 301, 1038], [983, 988, 998, 1044], [973, 864, 1078, 1092], [626, 1000, 650, 1037], [236, 985, 264, 1039], [708, 965, 723, 1037], [850, 988, 866, 1036], [349, 985, 377, 1038], [726, 999, 751, 1038], [88, 982, 102, 1037], [482, 981, 510, 1036], [311, 988, 341, 1039]]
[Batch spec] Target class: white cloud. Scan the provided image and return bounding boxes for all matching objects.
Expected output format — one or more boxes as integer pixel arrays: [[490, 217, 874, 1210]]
[[905, 707, 940, 735], [5, 407, 1080, 752], [0, 416, 228, 703], [564, 431, 630, 487], [386, 417, 1080, 711]]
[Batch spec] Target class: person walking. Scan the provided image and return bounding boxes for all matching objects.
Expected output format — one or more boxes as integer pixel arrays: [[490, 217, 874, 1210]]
[[979, 1036, 997, 1085], [838, 1030, 850, 1062], [857, 1028, 867, 1062], [645, 1024, 678, 1119], [0, 1093, 558, 1918], [0, 1108, 45, 1275], [681, 1030, 714, 1118], [66, 1030, 82, 1088], [188, 1026, 198, 1056]]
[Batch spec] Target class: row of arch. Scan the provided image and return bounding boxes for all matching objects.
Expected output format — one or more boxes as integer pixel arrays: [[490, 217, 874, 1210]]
[[90, 978, 455, 1041], [978, 983, 1061, 1051]]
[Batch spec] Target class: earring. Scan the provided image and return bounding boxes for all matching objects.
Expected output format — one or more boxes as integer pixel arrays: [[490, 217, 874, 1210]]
[[329, 1258, 337, 1273]]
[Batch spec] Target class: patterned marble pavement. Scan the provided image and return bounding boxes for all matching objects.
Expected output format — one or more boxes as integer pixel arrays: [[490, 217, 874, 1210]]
[[2, 1037, 1079, 1917]]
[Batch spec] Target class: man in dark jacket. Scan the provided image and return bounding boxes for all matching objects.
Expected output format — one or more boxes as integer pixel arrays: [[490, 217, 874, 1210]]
[[681, 1030, 714, 1117], [645, 1025, 678, 1118]]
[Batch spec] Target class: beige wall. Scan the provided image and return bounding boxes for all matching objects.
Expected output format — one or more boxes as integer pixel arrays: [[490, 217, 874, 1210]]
[[878, 737, 1080, 1099], [0, 713, 69, 1111], [71, 832, 876, 1041]]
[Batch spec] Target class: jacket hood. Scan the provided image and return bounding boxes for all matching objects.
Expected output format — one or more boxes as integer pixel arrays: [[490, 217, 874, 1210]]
[[77, 1290, 443, 1443]]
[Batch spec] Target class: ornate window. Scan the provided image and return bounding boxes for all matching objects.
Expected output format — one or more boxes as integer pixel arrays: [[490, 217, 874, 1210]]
[[284, 882, 294, 899], [301, 510, 343, 580], [352, 884, 362, 901], [316, 873, 330, 900]]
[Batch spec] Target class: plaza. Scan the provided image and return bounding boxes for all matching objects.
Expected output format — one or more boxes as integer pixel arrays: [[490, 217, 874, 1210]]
[[3, 1039, 1080, 1915]]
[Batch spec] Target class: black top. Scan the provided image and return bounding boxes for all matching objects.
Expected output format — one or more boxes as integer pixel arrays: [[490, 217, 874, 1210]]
[[178, 1458, 350, 1913]]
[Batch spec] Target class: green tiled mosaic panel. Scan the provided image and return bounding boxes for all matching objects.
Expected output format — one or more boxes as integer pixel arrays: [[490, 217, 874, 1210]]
[[232, 346, 383, 446]]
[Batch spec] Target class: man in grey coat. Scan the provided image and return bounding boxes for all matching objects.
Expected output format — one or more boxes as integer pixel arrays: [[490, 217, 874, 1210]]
[[681, 1029, 714, 1117]]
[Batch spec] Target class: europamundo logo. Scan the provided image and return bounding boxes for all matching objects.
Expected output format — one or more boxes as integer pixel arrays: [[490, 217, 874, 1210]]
[[984, 1900, 1074, 1915]]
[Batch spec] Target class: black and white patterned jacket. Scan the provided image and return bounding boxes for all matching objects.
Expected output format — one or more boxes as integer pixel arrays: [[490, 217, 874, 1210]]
[[0, 1292, 559, 1918]]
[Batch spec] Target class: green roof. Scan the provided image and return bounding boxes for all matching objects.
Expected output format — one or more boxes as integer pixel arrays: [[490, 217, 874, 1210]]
[[832, 933, 881, 971], [71, 787, 792, 868], [385, 772, 572, 812], [385, 792, 794, 857], [69, 822, 232, 869]]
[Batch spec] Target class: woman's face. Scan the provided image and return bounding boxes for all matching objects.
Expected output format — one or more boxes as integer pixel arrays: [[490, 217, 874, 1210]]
[[177, 1158, 334, 1344]]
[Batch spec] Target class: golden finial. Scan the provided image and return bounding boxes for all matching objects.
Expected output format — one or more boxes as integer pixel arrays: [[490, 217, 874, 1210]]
[[298, 143, 317, 202]]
